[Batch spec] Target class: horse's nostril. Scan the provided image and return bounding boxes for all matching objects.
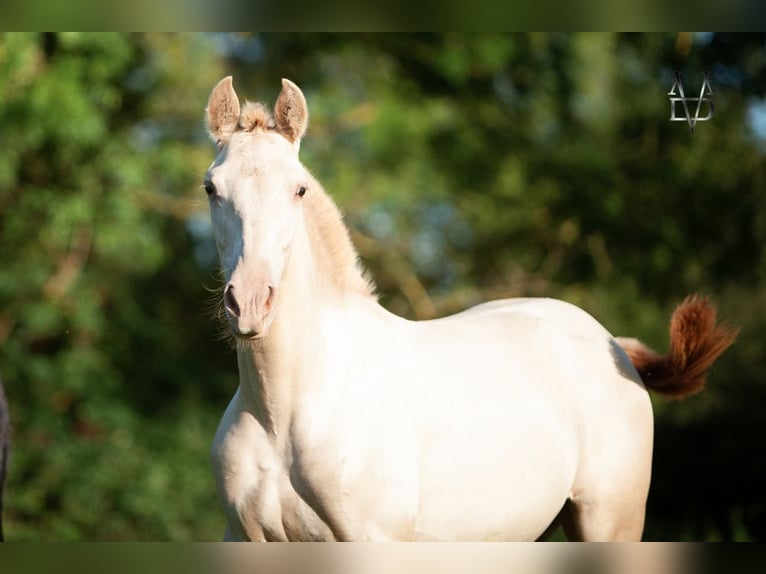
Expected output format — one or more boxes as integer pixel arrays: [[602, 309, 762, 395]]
[[264, 286, 275, 313], [224, 284, 241, 317]]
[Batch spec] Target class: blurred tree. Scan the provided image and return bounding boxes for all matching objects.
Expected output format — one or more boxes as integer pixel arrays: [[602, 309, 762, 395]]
[[0, 32, 764, 540], [0, 32, 232, 539]]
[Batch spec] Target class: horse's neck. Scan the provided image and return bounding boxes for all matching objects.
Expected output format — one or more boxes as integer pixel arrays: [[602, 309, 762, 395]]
[[301, 178, 374, 300], [235, 211, 357, 440]]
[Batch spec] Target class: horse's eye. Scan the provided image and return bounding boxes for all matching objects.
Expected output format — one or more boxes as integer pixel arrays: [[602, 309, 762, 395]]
[[297, 186, 307, 198], [204, 181, 216, 197]]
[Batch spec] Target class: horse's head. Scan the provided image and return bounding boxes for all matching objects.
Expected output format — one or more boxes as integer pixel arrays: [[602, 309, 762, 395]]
[[204, 77, 310, 339]]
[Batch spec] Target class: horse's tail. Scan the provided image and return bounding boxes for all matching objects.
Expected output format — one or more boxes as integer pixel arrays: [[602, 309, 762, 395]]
[[616, 295, 738, 399]]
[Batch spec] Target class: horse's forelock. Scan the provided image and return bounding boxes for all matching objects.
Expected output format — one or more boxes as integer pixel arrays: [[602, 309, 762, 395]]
[[239, 101, 274, 133]]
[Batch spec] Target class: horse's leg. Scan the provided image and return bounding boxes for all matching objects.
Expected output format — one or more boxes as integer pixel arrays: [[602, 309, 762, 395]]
[[222, 516, 267, 541], [561, 406, 653, 540], [559, 443, 651, 542], [559, 493, 647, 541]]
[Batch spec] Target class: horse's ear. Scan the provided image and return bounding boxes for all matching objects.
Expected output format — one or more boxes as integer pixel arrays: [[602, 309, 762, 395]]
[[274, 78, 308, 147], [206, 76, 240, 144]]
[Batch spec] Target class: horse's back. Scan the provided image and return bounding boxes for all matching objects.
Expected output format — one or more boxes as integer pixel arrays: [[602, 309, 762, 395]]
[[427, 296, 643, 390], [436, 297, 614, 339], [413, 297, 641, 396]]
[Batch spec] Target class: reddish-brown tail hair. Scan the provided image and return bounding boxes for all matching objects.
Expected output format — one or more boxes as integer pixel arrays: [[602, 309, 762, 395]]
[[616, 295, 738, 399]]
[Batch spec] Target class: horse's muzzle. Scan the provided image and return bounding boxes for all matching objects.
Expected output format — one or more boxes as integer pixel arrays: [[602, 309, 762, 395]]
[[223, 282, 276, 338]]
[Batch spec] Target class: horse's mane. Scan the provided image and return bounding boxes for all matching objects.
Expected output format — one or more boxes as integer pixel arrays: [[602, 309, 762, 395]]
[[301, 172, 377, 300]]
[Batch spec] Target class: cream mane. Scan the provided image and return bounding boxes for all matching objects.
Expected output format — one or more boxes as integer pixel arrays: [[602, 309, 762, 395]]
[[301, 172, 377, 300]]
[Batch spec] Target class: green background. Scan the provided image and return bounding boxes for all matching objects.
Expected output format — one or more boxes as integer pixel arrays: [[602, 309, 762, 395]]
[[1, 33, 764, 540]]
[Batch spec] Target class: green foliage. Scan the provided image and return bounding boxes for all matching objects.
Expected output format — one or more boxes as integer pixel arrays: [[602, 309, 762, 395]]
[[1, 33, 765, 540], [0, 32, 231, 540]]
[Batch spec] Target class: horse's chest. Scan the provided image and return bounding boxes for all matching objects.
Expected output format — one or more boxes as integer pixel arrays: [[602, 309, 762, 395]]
[[256, 466, 334, 541], [212, 406, 335, 541]]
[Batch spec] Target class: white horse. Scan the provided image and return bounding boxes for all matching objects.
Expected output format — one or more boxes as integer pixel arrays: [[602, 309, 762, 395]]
[[203, 77, 737, 541]]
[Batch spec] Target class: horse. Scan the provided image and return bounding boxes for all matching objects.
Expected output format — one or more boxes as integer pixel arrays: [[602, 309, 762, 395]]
[[0, 376, 8, 541], [203, 76, 737, 541]]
